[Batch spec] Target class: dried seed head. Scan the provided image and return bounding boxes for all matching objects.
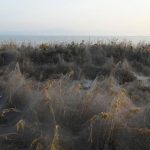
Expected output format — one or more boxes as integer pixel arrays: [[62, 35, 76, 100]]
[[100, 112, 112, 120], [16, 119, 25, 133]]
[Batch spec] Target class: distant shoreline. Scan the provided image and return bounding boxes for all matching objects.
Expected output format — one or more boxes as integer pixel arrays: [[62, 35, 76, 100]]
[[0, 35, 150, 45]]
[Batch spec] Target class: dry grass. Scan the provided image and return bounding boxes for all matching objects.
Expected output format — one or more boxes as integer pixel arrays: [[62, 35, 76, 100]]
[[0, 42, 149, 149]]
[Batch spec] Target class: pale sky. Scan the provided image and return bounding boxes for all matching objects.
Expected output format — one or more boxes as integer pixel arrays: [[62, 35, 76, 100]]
[[0, 0, 150, 36]]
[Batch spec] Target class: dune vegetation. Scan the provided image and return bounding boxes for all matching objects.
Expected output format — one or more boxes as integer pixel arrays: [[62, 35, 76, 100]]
[[0, 41, 149, 149]]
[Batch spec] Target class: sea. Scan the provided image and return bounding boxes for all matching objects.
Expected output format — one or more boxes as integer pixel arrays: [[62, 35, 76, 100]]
[[0, 35, 150, 45]]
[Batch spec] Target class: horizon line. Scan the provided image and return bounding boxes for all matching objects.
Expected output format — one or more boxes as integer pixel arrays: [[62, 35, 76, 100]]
[[0, 34, 150, 37]]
